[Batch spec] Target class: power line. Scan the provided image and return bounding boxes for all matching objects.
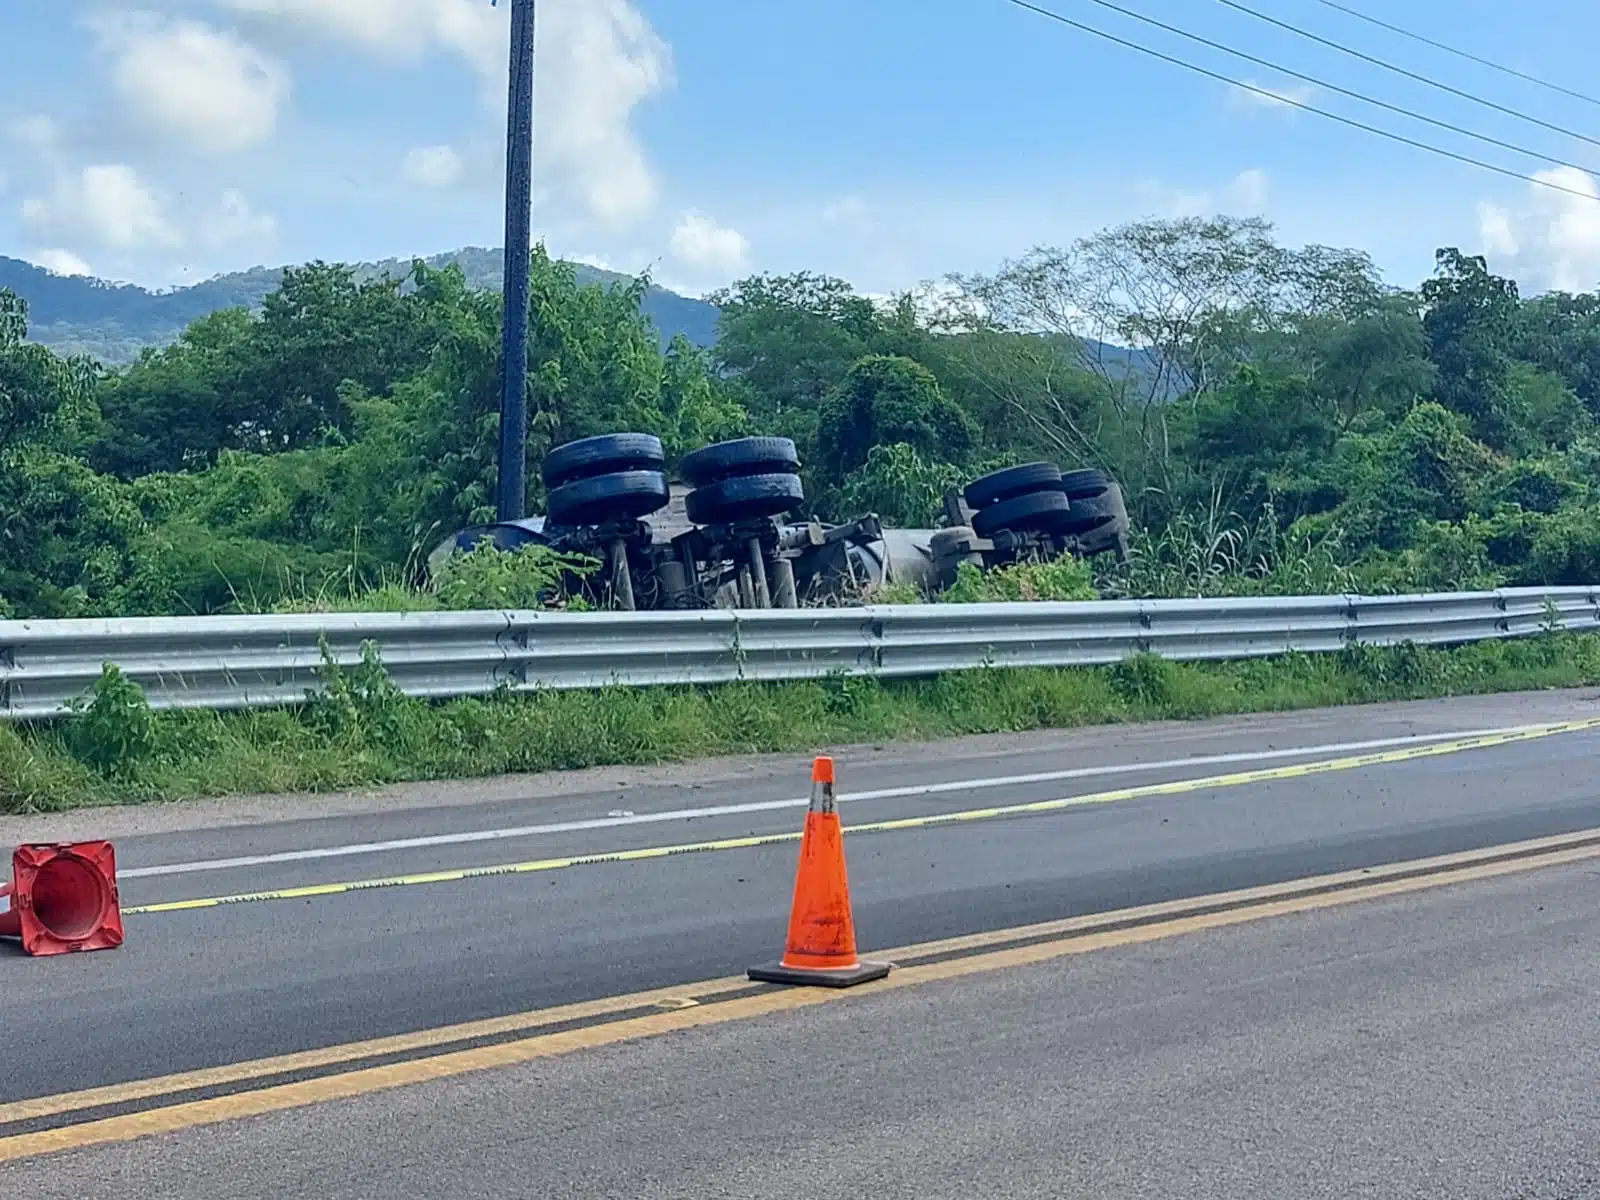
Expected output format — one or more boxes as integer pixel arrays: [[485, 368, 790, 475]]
[[1210, 0, 1600, 154], [1000, 0, 1600, 204], [1316, 0, 1600, 113], [1072, 0, 1600, 180]]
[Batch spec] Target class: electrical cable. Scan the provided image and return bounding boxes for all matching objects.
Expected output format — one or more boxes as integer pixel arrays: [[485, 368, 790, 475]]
[[1211, 0, 1600, 152], [1068, 0, 1600, 178], [1000, 0, 1600, 203], [1315, 0, 1600, 114]]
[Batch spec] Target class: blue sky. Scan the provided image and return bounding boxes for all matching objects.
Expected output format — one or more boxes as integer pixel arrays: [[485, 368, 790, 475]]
[[3, 0, 1599, 297]]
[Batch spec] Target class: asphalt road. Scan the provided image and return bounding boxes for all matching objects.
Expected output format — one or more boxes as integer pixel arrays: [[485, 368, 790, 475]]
[[7, 842, 1600, 1198], [2, 689, 1600, 1193]]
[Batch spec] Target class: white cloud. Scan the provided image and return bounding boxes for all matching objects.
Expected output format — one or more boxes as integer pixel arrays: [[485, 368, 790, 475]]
[[1229, 79, 1317, 114], [29, 249, 94, 278], [1140, 169, 1269, 219], [536, 0, 672, 221], [1229, 168, 1269, 210], [21, 165, 274, 259], [1154, 187, 1212, 219], [669, 211, 749, 276], [199, 188, 277, 248], [222, 0, 673, 222], [1478, 203, 1519, 257], [568, 251, 617, 272], [822, 196, 872, 227], [22, 164, 182, 251], [92, 14, 289, 153], [1477, 167, 1600, 293], [224, 0, 502, 73], [402, 144, 465, 188]]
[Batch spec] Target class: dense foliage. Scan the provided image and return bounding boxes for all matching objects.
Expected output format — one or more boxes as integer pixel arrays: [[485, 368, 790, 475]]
[[8, 215, 1600, 621]]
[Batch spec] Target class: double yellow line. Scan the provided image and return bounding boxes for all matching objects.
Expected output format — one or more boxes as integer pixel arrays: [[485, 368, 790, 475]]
[[126, 716, 1600, 917], [9, 822, 1600, 1162]]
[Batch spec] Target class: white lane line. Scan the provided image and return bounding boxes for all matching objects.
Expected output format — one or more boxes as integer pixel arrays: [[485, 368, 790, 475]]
[[118, 722, 1568, 881]]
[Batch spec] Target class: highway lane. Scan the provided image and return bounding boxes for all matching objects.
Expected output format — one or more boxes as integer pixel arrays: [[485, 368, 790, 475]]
[[3, 690, 1600, 1106], [9, 687, 1596, 857], [6, 844, 1600, 1197]]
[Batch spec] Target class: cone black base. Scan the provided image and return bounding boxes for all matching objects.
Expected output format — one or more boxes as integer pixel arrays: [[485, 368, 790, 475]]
[[748, 959, 892, 988]]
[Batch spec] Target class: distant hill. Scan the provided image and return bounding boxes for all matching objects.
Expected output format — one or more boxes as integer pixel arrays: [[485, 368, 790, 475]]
[[1, 249, 722, 366], [4, 252, 1165, 394]]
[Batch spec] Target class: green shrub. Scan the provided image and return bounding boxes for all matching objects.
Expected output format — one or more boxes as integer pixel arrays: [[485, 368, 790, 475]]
[[432, 543, 598, 611], [1107, 652, 1176, 707], [304, 639, 417, 746], [64, 664, 158, 776], [941, 557, 1097, 603]]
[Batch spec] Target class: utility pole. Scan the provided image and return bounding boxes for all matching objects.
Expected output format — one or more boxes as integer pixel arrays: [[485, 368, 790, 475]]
[[497, 0, 535, 521]]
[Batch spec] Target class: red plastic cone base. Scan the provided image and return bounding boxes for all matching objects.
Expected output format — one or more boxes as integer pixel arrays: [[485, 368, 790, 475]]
[[2, 842, 124, 957]]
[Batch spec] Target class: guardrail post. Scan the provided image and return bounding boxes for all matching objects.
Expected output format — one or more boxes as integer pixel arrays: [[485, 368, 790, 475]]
[[1493, 589, 1513, 635], [866, 616, 885, 673], [497, 617, 529, 688]]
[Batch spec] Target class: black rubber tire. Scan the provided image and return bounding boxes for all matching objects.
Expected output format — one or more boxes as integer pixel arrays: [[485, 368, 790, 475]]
[[1059, 483, 1128, 540], [964, 463, 1062, 509], [972, 488, 1070, 537], [685, 472, 805, 525], [679, 437, 800, 488], [1059, 467, 1112, 500], [541, 434, 664, 489], [545, 470, 670, 526], [1055, 510, 1117, 537]]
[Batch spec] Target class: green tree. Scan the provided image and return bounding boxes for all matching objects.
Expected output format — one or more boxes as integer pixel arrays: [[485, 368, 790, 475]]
[[92, 308, 254, 476], [926, 327, 1108, 468], [1421, 249, 1523, 449], [952, 217, 1390, 508], [93, 262, 482, 477], [1282, 294, 1434, 431], [814, 355, 975, 481], [710, 273, 891, 437], [1294, 402, 1500, 555], [0, 288, 98, 451], [1514, 291, 1600, 414], [834, 443, 969, 527], [330, 248, 745, 554], [1186, 363, 1338, 515], [0, 448, 147, 616]]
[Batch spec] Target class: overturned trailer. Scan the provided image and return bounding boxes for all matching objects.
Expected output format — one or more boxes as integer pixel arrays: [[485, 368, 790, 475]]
[[428, 434, 1132, 610]]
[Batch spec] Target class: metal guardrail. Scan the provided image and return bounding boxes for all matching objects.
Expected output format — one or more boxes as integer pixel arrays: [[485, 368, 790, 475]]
[[0, 588, 1594, 721]]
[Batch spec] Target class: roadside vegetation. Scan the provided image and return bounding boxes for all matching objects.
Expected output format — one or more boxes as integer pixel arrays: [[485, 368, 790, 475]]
[[4, 629, 1596, 815], [8, 218, 1600, 621]]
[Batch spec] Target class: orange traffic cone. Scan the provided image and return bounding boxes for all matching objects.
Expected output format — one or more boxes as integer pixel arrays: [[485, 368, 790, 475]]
[[0, 843, 125, 957], [748, 757, 890, 988]]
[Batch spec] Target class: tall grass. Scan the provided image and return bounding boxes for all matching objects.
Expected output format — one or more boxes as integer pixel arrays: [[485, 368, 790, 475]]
[[1104, 497, 1357, 599], [267, 543, 598, 614]]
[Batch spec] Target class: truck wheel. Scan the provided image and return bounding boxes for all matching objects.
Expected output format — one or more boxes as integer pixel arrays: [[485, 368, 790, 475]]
[[541, 434, 665, 490]]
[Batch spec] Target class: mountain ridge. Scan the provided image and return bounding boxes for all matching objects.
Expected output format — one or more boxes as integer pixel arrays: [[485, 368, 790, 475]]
[[3, 250, 1157, 388], [1, 249, 722, 366]]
